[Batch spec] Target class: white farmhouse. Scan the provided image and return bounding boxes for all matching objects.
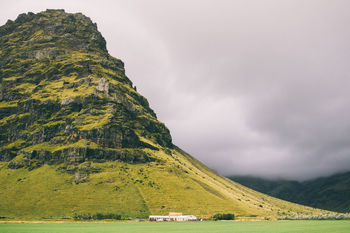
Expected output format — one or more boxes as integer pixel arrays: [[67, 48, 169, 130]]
[[149, 212, 197, 221]]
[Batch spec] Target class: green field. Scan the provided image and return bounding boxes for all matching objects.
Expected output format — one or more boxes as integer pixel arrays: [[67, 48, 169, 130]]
[[0, 221, 349, 233]]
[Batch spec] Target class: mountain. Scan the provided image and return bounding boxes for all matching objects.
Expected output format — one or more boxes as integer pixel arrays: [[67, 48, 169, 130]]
[[229, 172, 350, 213], [0, 9, 330, 219]]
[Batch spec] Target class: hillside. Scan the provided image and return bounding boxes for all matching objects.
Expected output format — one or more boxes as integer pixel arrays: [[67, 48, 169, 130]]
[[0, 9, 330, 219], [229, 172, 350, 213]]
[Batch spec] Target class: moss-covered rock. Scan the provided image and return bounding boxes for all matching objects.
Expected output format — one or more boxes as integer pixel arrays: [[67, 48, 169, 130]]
[[0, 9, 172, 168]]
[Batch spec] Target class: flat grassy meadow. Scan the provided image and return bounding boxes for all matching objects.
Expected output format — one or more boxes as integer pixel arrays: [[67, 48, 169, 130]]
[[0, 221, 349, 233]]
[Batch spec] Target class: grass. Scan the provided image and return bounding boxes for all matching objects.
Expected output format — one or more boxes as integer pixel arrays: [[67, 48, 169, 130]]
[[0, 149, 331, 219], [0, 221, 349, 233], [0, 163, 149, 218], [20, 139, 99, 153], [0, 101, 17, 108]]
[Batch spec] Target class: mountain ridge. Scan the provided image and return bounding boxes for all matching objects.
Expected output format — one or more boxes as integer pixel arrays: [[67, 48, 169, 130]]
[[229, 171, 350, 213]]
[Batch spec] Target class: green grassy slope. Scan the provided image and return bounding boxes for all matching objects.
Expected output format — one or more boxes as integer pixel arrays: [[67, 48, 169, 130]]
[[0, 147, 330, 219]]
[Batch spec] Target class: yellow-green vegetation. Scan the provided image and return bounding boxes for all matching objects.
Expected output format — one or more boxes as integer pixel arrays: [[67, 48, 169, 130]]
[[0, 9, 334, 220], [73, 110, 112, 131], [0, 113, 30, 125], [13, 83, 37, 95], [0, 147, 330, 219], [3, 76, 23, 81], [0, 140, 26, 150], [0, 101, 18, 108], [20, 139, 99, 153], [2, 221, 350, 233]]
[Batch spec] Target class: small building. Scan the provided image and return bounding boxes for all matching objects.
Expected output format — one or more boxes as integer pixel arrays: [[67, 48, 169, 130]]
[[149, 213, 197, 221], [170, 215, 197, 221], [169, 212, 182, 216], [149, 215, 171, 221]]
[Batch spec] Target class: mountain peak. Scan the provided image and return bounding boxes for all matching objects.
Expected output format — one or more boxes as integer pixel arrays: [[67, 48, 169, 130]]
[[0, 10, 172, 167], [0, 9, 107, 60]]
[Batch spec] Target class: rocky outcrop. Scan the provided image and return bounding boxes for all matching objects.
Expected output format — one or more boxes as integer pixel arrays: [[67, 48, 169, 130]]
[[0, 9, 172, 168], [96, 78, 109, 94]]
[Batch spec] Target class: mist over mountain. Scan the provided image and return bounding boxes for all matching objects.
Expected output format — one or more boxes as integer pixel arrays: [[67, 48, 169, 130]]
[[229, 172, 350, 213]]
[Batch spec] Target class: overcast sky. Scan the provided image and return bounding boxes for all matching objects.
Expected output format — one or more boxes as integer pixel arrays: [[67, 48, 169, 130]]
[[2, 0, 350, 181]]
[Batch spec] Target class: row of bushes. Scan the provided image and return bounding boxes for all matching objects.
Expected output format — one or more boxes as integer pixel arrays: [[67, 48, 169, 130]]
[[278, 213, 350, 220], [212, 213, 235, 220], [73, 213, 122, 220]]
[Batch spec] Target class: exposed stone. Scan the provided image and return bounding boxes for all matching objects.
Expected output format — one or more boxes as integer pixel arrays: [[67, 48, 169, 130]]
[[8, 160, 26, 169], [0, 9, 172, 169], [96, 78, 109, 94], [74, 172, 88, 184], [60, 97, 75, 105]]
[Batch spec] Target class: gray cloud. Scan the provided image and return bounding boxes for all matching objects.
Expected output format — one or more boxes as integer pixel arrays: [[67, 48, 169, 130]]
[[1, 0, 350, 180]]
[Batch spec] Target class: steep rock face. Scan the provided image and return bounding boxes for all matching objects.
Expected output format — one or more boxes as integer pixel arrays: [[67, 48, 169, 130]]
[[0, 9, 172, 166]]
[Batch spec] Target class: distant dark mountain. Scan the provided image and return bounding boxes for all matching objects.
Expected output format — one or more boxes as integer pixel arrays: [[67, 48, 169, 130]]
[[228, 172, 350, 213]]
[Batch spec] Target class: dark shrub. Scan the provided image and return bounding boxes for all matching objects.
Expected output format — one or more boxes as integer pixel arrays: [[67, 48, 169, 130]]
[[212, 213, 235, 220], [73, 213, 122, 220]]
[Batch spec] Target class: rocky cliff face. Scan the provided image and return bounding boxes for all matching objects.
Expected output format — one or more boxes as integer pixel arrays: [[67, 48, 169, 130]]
[[0, 9, 172, 168]]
